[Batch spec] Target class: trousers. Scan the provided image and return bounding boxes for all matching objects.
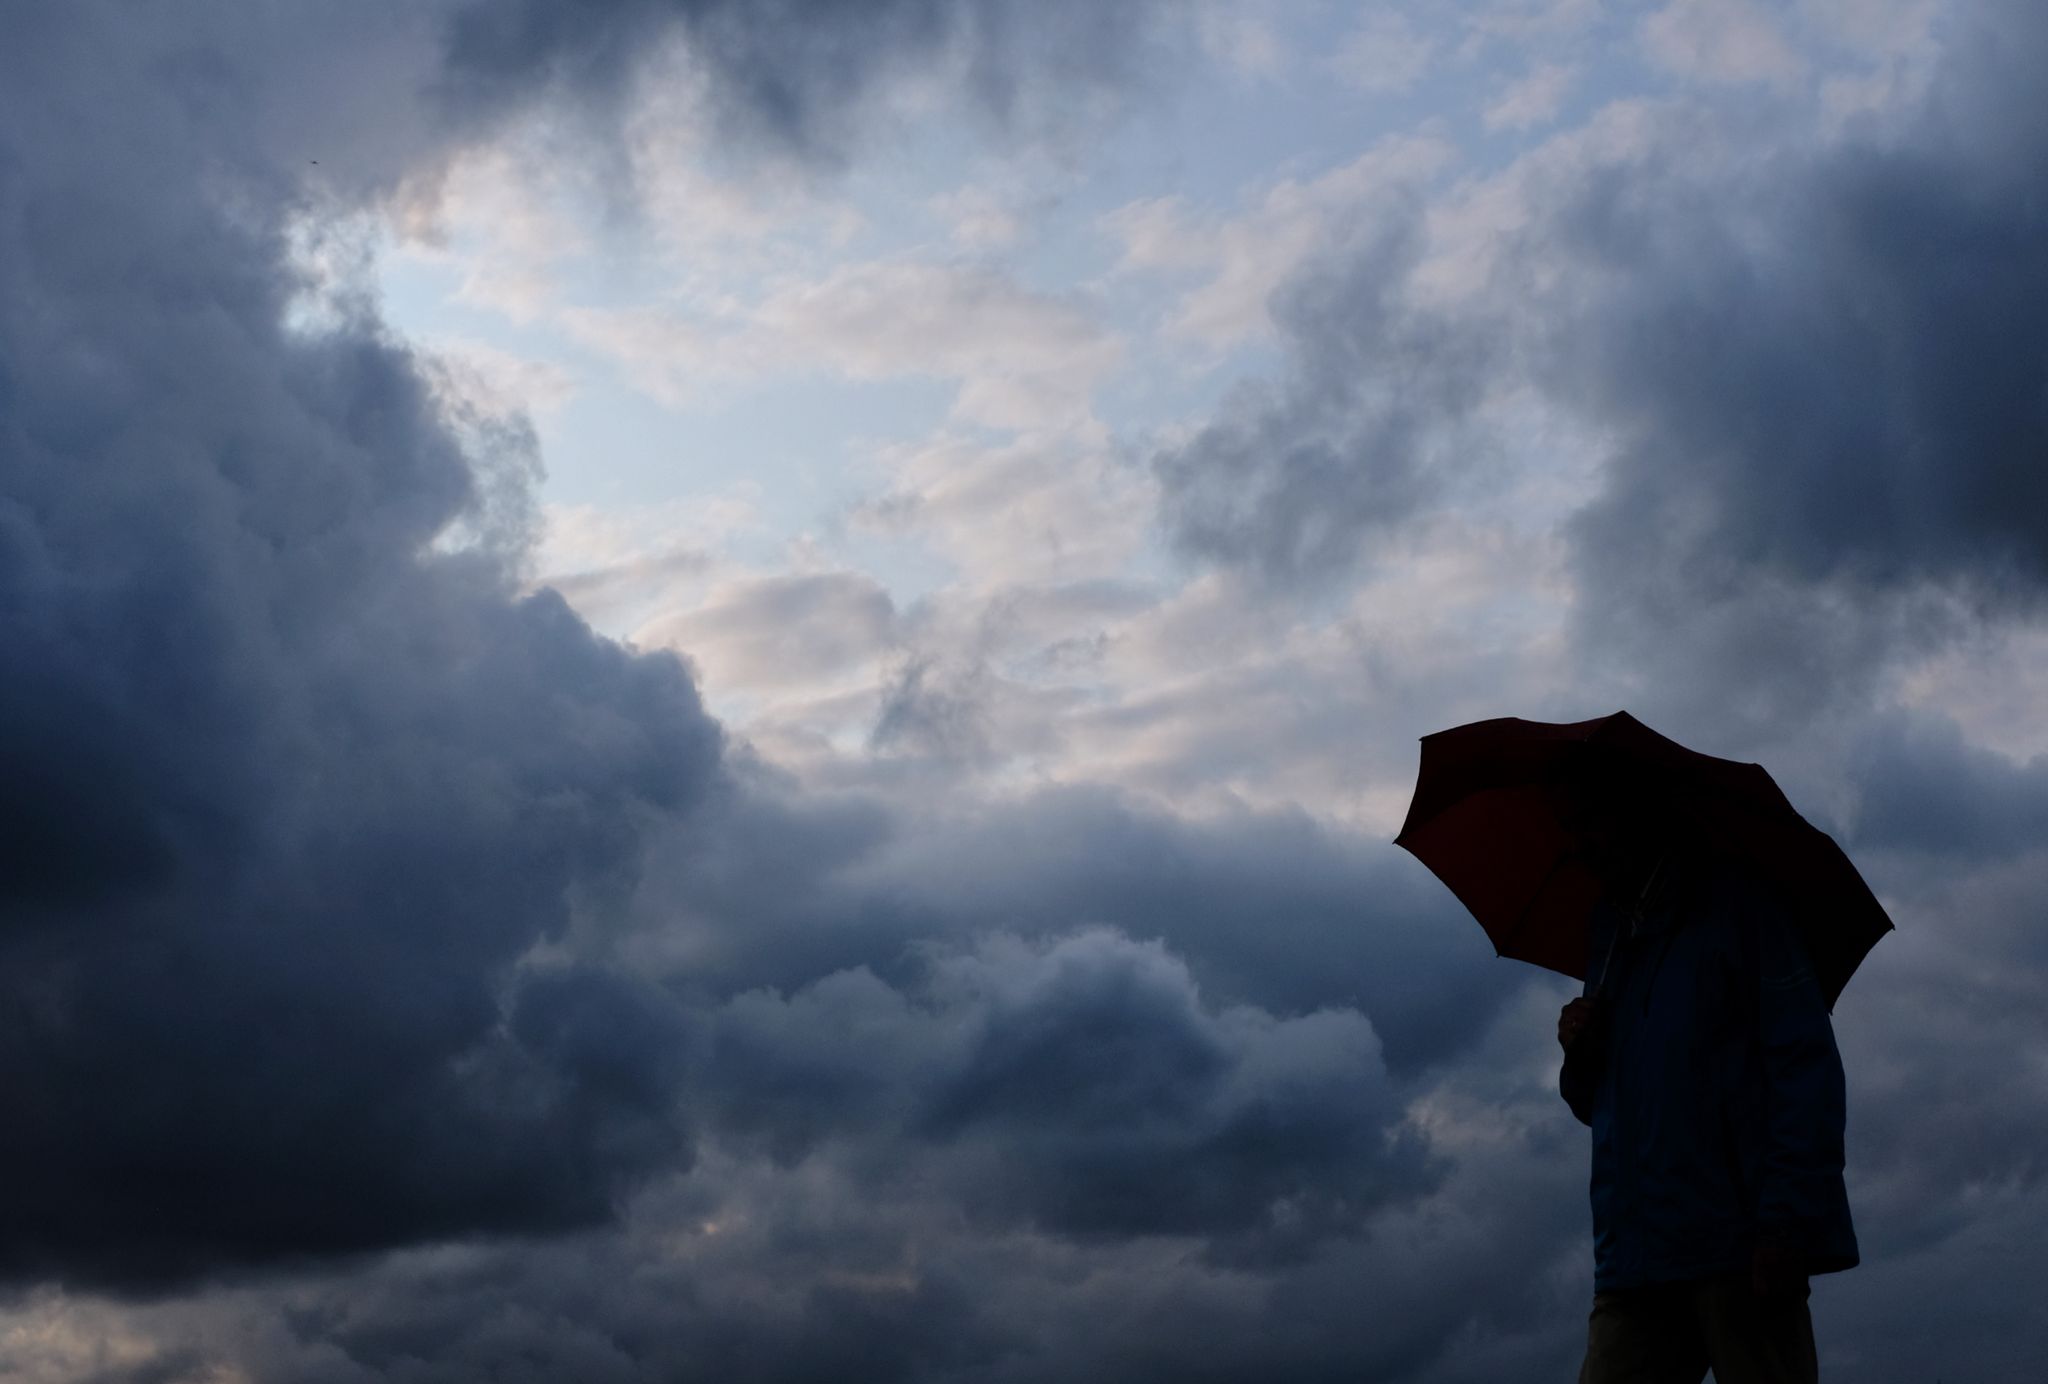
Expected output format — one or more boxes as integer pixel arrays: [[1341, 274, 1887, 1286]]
[[1577, 1273, 1817, 1384]]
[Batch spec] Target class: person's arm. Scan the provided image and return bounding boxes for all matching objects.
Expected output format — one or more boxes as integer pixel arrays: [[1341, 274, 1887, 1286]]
[[1559, 998, 1602, 1126], [1753, 902, 1849, 1274]]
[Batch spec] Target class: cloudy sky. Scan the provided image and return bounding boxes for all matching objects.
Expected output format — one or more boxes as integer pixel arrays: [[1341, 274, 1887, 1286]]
[[3, 0, 2045, 1379]]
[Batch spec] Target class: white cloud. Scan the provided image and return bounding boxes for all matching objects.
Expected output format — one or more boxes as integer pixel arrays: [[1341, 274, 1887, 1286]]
[[562, 261, 1121, 431], [625, 46, 867, 277], [1414, 96, 1666, 307], [387, 130, 597, 324], [1462, 0, 1602, 49], [1048, 512, 1578, 830], [1194, 0, 1291, 80], [853, 431, 1150, 586], [1483, 60, 1577, 131], [534, 497, 765, 638], [0, 1294, 171, 1384], [555, 304, 728, 409], [754, 263, 1120, 414], [1806, 0, 1946, 134], [424, 336, 578, 418], [636, 571, 900, 694], [1331, 11, 1438, 95], [1641, 0, 1806, 86], [1798, 0, 1943, 57], [1890, 622, 2048, 764], [1102, 133, 1458, 348], [929, 185, 1025, 251]]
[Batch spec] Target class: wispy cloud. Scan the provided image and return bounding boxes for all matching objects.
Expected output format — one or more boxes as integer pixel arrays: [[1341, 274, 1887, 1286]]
[[561, 261, 1122, 430], [1103, 133, 1456, 348], [1483, 59, 1577, 131], [1640, 0, 1806, 86], [1330, 10, 1438, 94]]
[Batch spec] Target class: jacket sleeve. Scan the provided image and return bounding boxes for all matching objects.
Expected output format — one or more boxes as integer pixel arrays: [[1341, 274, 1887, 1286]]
[[1753, 906, 1851, 1258], [1560, 903, 1618, 1127]]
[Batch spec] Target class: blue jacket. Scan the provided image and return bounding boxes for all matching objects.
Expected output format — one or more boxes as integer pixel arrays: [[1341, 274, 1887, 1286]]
[[1560, 846, 1859, 1291]]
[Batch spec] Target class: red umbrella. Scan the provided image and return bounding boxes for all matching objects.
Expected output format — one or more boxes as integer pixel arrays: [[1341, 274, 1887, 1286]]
[[1392, 710, 1893, 1009]]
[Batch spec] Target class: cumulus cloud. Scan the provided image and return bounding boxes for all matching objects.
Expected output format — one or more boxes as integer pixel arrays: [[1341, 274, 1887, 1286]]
[[708, 929, 1430, 1245], [0, 1, 741, 1290]]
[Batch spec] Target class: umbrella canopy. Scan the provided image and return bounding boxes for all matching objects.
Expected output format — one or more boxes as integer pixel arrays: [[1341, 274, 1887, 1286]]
[[1392, 710, 1893, 1009]]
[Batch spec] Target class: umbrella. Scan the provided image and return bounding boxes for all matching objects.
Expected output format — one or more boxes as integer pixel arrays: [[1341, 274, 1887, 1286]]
[[1392, 710, 1893, 1009]]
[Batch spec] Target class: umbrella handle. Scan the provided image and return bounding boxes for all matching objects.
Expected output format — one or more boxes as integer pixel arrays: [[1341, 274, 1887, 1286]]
[[1589, 924, 1620, 999], [1589, 846, 1671, 997]]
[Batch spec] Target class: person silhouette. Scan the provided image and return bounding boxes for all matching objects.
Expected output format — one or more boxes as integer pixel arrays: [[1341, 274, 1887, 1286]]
[[1555, 778, 1858, 1384]]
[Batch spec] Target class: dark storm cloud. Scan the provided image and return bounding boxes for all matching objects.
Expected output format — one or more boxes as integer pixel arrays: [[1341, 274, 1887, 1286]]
[[632, 779, 1520, 1076], [1157, 3, 2048, 627], [0, 0, 1178, 1293], [1, 5, 727, 1277], [1553, 12, 2048, 692], [0, 232, 724, 1284], [34, 974, 1601, 1384], [705, 930, 1433, 1255], [1542, 3, 2046, 737], [856, 789, 1522, 1076], [1842, 709, 2048, 861]]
